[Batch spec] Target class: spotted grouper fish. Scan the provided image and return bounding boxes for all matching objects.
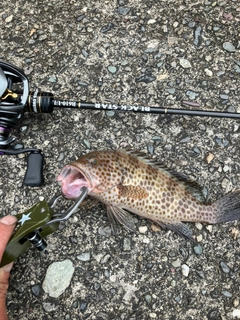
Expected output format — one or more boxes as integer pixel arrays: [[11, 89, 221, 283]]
[[57, 149, 240, 239]]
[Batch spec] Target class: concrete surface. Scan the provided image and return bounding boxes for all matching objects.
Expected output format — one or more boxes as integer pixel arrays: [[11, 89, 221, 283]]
[[0, 0, 240, 319]]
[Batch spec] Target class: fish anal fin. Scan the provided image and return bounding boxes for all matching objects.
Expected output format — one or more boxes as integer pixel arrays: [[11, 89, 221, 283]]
[[116, 184, 148, 199], [156, 220, 193, 241], [106, 205, 136, 233]]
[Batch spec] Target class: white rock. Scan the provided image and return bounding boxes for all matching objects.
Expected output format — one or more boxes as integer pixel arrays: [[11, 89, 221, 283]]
[[77, 252, 91, 261], [172, 258, 181, 268], [195, 223, 203, 230], [232, 309, 240, 318], [42, 259, 75, 298], [148, 19, 156, 24], [5, 15, 13, 23], [206, 225, 213, 233], [182, 264, 190, 277], [179, 58, 192, 69], [204, 68, 213, 77], [139, 226, 148, 233]]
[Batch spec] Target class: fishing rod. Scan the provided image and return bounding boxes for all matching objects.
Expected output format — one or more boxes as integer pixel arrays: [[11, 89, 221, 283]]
[[26, 93, 239, 119], [0, 60, 239, 185], [1, 60, 240, 120]]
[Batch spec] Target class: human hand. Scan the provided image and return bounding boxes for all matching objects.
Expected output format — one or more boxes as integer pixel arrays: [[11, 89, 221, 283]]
[[0, 216, 17, 320]]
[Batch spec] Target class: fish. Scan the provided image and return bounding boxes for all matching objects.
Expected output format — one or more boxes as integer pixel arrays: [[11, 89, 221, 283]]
[[57, 149, 240, 240]]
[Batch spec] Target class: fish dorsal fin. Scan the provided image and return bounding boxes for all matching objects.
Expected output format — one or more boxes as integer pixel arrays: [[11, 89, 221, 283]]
[[120, 149, 206, 203]]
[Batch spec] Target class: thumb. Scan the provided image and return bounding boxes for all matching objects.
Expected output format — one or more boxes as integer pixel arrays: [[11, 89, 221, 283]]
[[0, 215, 17, 320], [0, 262, 14, 320]]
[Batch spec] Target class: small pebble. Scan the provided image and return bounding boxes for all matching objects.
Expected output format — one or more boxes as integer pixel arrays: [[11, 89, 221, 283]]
[[98, 226, 112, 237], [165, 88, 175, 94], [42, 302, 59, 312], [31, 284, 43, 297], [139, 226, 148, 233], [48, 76, 57, 83], [195, 223, 203, 230], [148, 19, 156, 24], [222, 290, 232, 298], [233, 310, 240, 318], [193, 25, 202, 46], [122, 237, 131, 251], [206, 153, 215, 164], [233, 299, 239, 307], [181, 264, 190, 277], [135, 74, 156, 83], [108, 65, 118, 73], [220, 261, 230, 273], [145, 294, 152, 303], [186, 90, 199, 100], [79, 300, 88, 313], [100, 22, 115, 33], [194, 244, 203, 255], [13, 144, 24, 150], [117, 7, 131, 15], [151, 224, 161, 232], [101, 254, 111, 264], [147, 143, 154, 155], [83, 139, 91, 149], [78, 81, 89, 87], [171, 258, 181, 268], [57, 152, 65, 161], [77, 252, 91, 262], [204, 68, 213, 77], [188, 21, 196, 28], [206, 225, 213, 233], [106, 110, 115, 117], [231, 227, 239, 240], [223, 42, 236, 52], [20, 126, 28, 132], [179, 58, 192, 69], [219, 94, 229, 100]]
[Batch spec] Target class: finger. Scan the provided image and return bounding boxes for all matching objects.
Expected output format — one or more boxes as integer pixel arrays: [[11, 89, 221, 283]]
[[0, 216, 18, 261], [0, 262, 13, 320]]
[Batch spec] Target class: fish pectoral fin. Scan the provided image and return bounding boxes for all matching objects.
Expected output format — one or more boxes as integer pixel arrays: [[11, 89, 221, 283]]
[[106, 205, 136, 233], [116, 184, 148, 199], [156, 220, 193, 241]]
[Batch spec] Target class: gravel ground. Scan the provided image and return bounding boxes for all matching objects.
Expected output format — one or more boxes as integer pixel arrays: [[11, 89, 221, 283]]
[[1, 0, 240, 319]]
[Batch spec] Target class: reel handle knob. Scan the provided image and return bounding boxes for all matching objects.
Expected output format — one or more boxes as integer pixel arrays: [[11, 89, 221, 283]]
[[24, 150, 44, 186]]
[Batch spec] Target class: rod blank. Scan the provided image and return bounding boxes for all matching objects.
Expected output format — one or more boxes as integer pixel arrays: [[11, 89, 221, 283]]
[[51, 98, 240, 119], [25, 90, 240, 119]]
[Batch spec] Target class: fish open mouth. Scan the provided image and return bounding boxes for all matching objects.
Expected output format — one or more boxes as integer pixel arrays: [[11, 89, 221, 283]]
[[57, 166, 90, 199]]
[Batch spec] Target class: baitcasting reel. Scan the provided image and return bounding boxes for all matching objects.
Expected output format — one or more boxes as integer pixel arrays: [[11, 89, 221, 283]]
[[0, 61, 44, 186]]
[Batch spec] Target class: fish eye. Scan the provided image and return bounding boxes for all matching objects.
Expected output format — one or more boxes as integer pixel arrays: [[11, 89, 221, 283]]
[[88, 158, 98, 165]]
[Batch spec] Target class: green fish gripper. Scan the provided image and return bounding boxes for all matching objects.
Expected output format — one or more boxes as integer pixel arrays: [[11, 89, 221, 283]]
[[0, 200, 59, 268]]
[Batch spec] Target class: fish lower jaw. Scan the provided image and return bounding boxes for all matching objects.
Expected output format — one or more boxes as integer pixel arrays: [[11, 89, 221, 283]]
[[62, 181, 89, 199]]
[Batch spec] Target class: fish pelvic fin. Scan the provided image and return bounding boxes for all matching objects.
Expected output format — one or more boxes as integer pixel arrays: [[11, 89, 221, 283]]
[[156, 220, 193, 241], [106, 205, 136, 234], [212, 190, 240, 224], [116, 184, 148, 199]]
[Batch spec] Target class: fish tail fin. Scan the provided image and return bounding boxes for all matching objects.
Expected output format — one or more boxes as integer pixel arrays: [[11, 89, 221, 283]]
[[212, 190, 240, 224]]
